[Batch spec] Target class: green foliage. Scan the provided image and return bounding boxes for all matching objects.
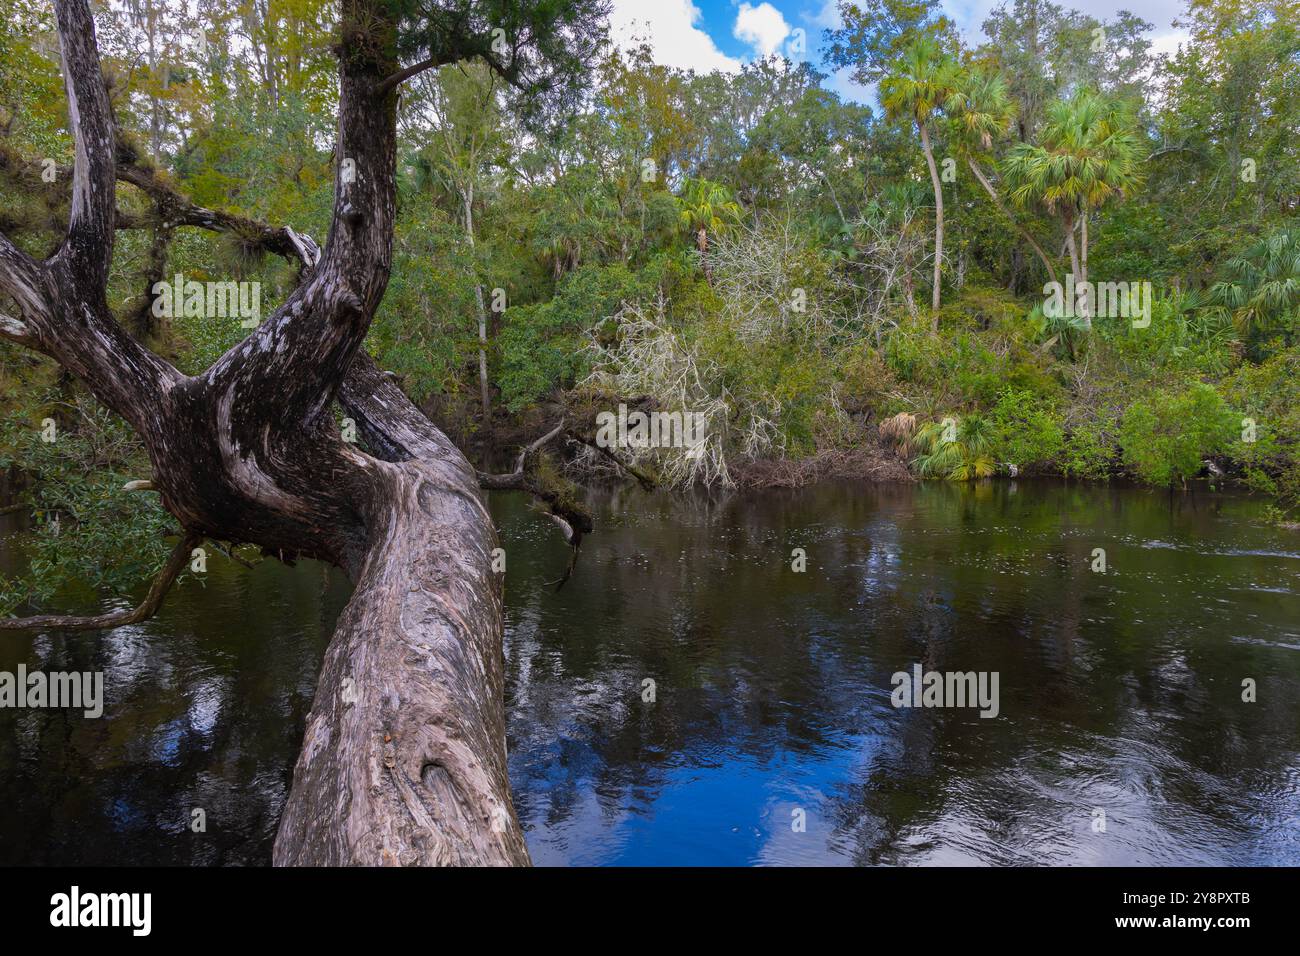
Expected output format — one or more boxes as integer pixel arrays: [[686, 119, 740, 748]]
[[498, 260, 670, 411], [676, 178, 742, 250], [369, 206, 479, 402], [1061, 417, 1119, 482], [0, 402, 179, 615], [880, 36, 961, 128], [1118, 383, 1239, 486], [825, 0, 955, 85], [988, 388, 1065, 470], [1208, 229, 1300, 348], [1093, 292, 1238, 377], [1002, 88, 1144, 216], [390, 0, 610, 131], [887, 288, 1059, 410], [912, 415, 996, 480], [1220, 345, 1300, 515]]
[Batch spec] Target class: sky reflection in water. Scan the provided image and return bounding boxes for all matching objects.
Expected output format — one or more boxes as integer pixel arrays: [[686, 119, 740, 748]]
[[1, 480, 1297, 865]]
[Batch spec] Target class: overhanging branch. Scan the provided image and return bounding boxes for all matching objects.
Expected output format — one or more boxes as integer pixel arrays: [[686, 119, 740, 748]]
[[476, 419, 594, 588], [0, 532, 201, 632], [565, 428, 657, 491]]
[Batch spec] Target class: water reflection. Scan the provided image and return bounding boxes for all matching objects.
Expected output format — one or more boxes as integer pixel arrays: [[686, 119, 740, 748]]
[[0, 522, 349, 865], [1, 481, 1298, 865], [499, 481, 1300, 866]]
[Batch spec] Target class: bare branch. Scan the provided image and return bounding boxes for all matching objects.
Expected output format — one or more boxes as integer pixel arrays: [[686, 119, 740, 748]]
[[475, 419, 594, 578], [375, 55, 447, 98], [0, 532, 200, 632], [207, 538, 256, 570], [540, 512, 581, 592], [564, 429, 656, 491], [478, 418, 567, 484], [0, 312, 34, 345], [115, 159, 321, 270], [374, 25, 526, 99]]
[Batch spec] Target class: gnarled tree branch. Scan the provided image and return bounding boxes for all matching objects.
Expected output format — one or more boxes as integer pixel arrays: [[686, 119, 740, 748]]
[[0, 532, 200, 631]]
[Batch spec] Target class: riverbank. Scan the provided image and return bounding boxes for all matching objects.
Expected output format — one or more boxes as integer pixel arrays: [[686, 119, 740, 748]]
[[456, 401, 1288, 503]]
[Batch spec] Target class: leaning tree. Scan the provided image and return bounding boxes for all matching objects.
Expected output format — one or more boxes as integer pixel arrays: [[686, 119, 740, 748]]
[[0, 0, 607, 865]]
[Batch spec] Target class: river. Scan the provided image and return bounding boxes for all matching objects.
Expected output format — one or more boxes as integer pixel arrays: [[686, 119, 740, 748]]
[[1, 480, 1297, 865]]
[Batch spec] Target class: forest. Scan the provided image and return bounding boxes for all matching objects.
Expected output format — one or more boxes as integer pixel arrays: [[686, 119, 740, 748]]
[[0, 0, 1297, 867]]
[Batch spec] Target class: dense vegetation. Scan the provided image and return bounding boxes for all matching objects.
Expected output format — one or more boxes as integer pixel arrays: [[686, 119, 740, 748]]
[[1, 0, 1297, 613]]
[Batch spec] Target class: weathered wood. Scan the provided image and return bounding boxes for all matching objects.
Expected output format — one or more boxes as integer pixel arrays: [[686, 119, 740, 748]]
[[273, 454, 526, 865], [0, 0, 531, 866]]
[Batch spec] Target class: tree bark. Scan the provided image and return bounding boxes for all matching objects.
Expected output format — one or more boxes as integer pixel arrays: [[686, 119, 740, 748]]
[[272, 409, 525, 865], [1, 0, 530, 866], [919, 121, 944, 319]]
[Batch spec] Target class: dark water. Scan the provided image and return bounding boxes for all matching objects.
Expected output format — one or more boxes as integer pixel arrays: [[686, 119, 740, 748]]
[[1, 481, 1298, 865]]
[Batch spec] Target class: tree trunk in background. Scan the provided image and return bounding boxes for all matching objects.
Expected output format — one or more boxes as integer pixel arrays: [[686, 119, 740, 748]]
[[919, 122, 944, 320], [1080, 214, 1088, 282], [475, 283, 491, 428], [144, 0, 163, 161], [1065, 211, 1082, 284], [1080, 210, 1091, 325], [967, 157, 1057, 286], [464, 191, 492, 432]]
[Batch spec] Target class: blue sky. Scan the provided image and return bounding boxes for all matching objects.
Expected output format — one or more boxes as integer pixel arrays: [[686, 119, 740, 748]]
[[607, 0, 1190, 104]]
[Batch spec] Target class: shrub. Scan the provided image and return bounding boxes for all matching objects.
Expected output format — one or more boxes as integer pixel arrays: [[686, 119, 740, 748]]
[[1118, 383, 1238, 486], [1061, 416, 1119, 481], [988, 388, 1065, 471]]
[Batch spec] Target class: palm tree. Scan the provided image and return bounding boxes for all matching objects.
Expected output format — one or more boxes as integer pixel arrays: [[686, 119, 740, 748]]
[[677, 178, 742, 254], [951, 66, 1058, 285], [1002, 89, 1144, 322], [912, 415, 996, 480], [881, 37, 961, 318], [1209, 230, 1300, 343]]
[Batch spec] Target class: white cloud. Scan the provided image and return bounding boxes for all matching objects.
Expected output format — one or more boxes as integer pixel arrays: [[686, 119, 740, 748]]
[[827, 68, 876, 107], [1149, 29, 1191, 60], [807, 0, 842, 30], [734, 2, 792, 57], [608, 0, 742, 73]]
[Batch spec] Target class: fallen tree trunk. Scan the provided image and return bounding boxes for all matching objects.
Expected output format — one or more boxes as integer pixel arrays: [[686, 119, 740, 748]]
[[0, 0, 561, 866], [274, 454, 527, 865], [273, 353, 528, 865]]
